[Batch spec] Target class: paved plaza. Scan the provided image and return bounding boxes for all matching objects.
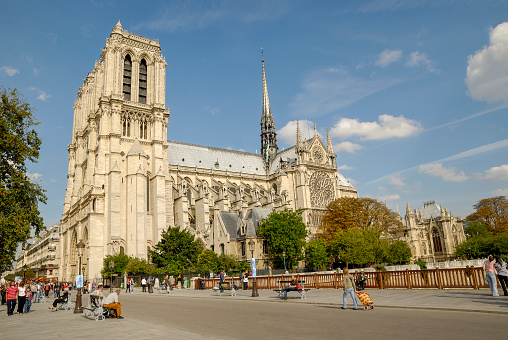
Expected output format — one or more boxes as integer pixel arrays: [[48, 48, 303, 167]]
[[1, 287, 507, 339]]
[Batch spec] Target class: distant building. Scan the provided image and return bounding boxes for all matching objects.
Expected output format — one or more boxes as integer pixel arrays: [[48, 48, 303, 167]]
[[16, 224, 60, 280], [58, 21, 357, 282], [401, 201, 466, 262]]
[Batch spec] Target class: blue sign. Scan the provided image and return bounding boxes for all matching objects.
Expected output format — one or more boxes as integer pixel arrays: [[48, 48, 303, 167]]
[[250, 258, 256, 278], [76, 275, 83, 288]]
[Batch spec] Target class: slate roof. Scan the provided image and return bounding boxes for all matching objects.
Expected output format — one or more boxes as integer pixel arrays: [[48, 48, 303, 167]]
[[219, 207, 273, 240]]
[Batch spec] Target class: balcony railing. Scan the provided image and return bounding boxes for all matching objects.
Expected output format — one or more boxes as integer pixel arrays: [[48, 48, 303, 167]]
[[199, 267, 490, 290]]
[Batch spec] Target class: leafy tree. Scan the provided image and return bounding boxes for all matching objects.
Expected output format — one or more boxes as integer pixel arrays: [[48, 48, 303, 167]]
[[328, 228, 375, 267], [304, 239, 329, 269], [197, 249, 219, 274], [101, 253, 130, 277], [150, 226, 204, 270], [384, 240, 412, 265], [217, 254, 238, 272], [0, 88, 47, 273], [464, 221, 492, 238], [320, 197, 402, 239], [125, 257, 153, 275], [466, 196, 508, 234], [257, 209, 308, 269]]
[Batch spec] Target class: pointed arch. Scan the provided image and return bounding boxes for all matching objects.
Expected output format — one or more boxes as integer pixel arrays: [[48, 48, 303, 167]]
[[432, 228, 443, 253], [70, 229, 78, 277], [123, 54, 132, 100], [82, 227, 89, 280], [139, 58, 147, 103]]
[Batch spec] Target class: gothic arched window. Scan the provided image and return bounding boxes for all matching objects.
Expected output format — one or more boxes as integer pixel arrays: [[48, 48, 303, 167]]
[[139, 59, 147, 103], [432, 229, 443, 253], [123, 55, 132, 100]]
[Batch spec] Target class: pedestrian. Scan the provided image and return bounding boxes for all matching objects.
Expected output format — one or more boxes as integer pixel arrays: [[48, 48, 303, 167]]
[[148, 276, 153, 293], [126, 279, 130, 293], [0, 283, 6, 305], [129, 278, 134, 293], [342, 268, 358, 310], [218, 270, 225, 293], [45, 282, 50, 297], [243, 270, 249, 290], [103, 289, 124, 319], [177, 274, 182, 289], [141, 277, 147, 292], [50, 287, 69, 311], [483, 255, 499, 296], [24, 284, 32, 313], [283, 275, 298, 301], [154, 277, 160, 291], [494, 256, 508, 296], [6, 281, 18, 316], [17, 280, 27, 314], [169, 275, 175, 290]]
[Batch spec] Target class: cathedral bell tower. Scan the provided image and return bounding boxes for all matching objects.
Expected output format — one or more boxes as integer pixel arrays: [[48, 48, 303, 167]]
[[260, 51, 278, 166]]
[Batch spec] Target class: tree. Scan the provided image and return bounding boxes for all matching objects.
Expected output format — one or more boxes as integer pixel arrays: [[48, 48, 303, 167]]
[[0, 88, 47, 273], [197, 249, 219, 274], [466, 196, 508, 234], [101, 253, 130, 277], [150, 226, 204, 271], [384, 240, 412, 265], [320, 197, 402, 239], [464, 221, 492, 238], [257, 209, 308, 269], [125, 257, 153, 276], [304, 239, 329, 269], [328, 228, 375, 267]]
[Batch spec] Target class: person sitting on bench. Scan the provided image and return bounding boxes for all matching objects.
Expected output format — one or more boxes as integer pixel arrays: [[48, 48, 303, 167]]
[[50, 288, 69, 311], [90, 284, 104, 307], [103, 289, 123, 319], [283, 276, 299, 300]]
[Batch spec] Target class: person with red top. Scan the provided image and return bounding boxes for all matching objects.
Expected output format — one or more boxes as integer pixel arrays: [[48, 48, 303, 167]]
[[6, 281, 18, 316]]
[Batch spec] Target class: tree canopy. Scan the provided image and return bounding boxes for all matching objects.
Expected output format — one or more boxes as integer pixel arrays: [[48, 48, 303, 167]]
[[466, 196, 508, 234], [150, 226, 204, 271], [101, 253, 130, 277], [0, 88, 47, 273], [304, 239, 329, 269], [257, 209, 308, 269], [320, 197, 402, 239], [124, 257, 153, 276]]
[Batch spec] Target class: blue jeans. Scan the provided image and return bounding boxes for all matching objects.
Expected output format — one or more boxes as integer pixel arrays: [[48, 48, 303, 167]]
[[284, 286, 297, 299], [343, 288, 358, 309], [24, 296, 32, 313], [33, 291, 39, 303], [486, 272, 499, 296]]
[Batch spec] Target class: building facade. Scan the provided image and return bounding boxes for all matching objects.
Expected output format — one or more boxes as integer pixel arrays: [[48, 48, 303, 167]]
[[402, 201, 466, 262], [59, 21, 357, 282], [16, 224, 61, 280]]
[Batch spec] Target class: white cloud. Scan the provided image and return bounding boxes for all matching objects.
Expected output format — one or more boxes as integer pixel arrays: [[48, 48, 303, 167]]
[[203, 106, 219, 116], [388, 175, 406, 188], [50, 178, 57, 183], [333, 141, 364, 154], [30, 87, 52, 101], [466, 22, 508, 103], [405, 51, 437, 72], [337, 164, 354, 170], [478, 164, 508, 181], [0, 66, 19, 76], [278, 120, 320, 145], [330, 114, 423, 140], [418, 163, 469, 182], [291, 68, 403, 117], [346, 177, 358, 186], [378, 193, 401, 202], [375, 49, 402, 67], [492, 188, 508, 196], [27, 173, 43, 182]]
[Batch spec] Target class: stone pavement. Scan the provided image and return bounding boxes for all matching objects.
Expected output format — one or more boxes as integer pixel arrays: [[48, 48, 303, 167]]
[[1, 287, 507, 339]]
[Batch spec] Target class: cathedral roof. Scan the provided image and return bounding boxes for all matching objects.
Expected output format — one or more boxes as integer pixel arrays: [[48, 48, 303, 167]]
[[219, 207, 273, 240], [421, 201, 442, 220], [167, 140, 266, 175], [127, 139, 147, 157]]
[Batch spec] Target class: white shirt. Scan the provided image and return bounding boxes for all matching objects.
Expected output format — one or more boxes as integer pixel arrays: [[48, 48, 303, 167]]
[[103, 292, 119, 305], [18, 286, 26, 297], [141, 278, 146, 285]]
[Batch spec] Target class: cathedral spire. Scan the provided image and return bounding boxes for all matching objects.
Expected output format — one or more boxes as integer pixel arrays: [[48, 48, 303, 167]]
[[296, 120, 303, 151], [326, 128, 334, 154], [260, 49, 278, 165]]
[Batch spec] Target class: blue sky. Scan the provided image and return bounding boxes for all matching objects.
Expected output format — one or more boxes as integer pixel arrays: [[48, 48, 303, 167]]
[[1, 0, 508, 227]]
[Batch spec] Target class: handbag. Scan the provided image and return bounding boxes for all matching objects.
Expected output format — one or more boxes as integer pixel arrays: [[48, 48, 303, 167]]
[[296, 285, 302, 290]]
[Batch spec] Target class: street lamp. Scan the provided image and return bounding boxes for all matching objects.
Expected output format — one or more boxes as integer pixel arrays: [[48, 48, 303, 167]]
[[282, 251, 287, 273], [109, 261, 115, 293], [23, 264, 27, 280], [74, 240, 85, 314], [248, 239, 259, 297]]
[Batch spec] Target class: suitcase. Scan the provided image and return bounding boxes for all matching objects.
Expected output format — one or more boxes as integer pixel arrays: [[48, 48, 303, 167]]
[[355, 290, 374, 310]]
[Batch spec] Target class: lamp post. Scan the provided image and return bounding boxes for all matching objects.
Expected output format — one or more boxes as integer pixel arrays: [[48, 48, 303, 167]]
[[282, 251, 287, 273], [248, 239, 259, 297], [74, 240, 85, 314], [23, 264, 27, 280], [109, 261, 115, 293]]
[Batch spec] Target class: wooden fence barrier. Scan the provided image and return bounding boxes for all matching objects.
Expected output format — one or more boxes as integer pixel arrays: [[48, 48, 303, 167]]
[[197, 267, 492, 290]]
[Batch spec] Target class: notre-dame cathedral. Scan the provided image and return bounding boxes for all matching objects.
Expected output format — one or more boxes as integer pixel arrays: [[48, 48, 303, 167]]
[[58, 21, 357, 282]]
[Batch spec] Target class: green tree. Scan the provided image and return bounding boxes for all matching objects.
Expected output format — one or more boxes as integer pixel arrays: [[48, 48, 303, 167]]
[[150, 226, 204, 270], [0, 88, 47, 273], [101, 253, 130, 277], [197, 249, 219, 274], [257, 209, 308, 269], [464, 221, 492, 238], [466, 196, 508, 234], [304, 239, 329, 269], [320, 197, 402, 239], [328, 228, 374, 267], [455, 235, 495, 259], [125, 257, 153, 275], [384, 240, 412, 265]]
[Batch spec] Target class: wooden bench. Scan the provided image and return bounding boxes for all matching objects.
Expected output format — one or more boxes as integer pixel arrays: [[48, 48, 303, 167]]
[[274, 280, 310, 299], [212, 281, 237, 296]]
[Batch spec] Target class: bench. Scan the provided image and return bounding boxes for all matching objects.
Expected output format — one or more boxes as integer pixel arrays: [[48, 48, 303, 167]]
[[274, 280, 310, 299], [83, 295, 113, 321], [212, 281, 237, 296]]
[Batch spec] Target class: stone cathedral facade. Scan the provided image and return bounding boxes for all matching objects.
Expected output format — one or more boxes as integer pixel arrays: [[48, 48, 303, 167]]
[[59, 22, 357, 282]]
